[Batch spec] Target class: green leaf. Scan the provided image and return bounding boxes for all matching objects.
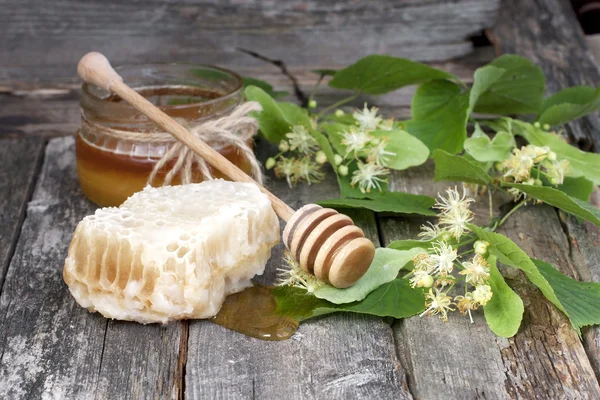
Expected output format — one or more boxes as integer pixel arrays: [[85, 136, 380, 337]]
[[503, 184, 600, 226], [538, 85, 600, 126], [558, 176, 594, 202], [244, 86, 310, 143], [534, 259, 600, 333], [273, 279, 426, 321], [464, 129, 516, 162], [473, 55, 545, 115], [469, 225, 565, 315], [432, 150, 491, 185], [370, 130, 430, 170], [321, 122, 348, 155], [468, 65, 506, 115], [243, 77, 289, 99], [387, 239, 434, 251], [515, 121, 600, 185], [483, 255, 524, 338], [405, 80, 469, 153], [318, 191, 436, 216], [329, 55, 454, 95], [313, 248, 425, 304]]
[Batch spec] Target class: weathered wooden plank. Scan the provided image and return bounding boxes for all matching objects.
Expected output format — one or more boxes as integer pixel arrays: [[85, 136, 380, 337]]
[[0, 137, 181, 399], [0, 137, 45, 289], [0, 0, 499, 85], [185, 142, 412, 400], [489, 0, 600, 382], [487, 0, 600, 151], [380, 165, 600, 399]]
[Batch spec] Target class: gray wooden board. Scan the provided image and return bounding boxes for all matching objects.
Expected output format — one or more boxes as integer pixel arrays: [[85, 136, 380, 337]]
[[0, 0, 499, 85], [490, 0, 600, 385], [0, 137, 45, 289], [0, 137, 181, 399], [488, 0, 600, 152], [379, 164, 600, 399], [185, 140, 412, 399]]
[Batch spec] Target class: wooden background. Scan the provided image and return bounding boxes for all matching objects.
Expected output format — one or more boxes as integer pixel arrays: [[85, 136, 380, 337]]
[[2, 0, 600, 399]]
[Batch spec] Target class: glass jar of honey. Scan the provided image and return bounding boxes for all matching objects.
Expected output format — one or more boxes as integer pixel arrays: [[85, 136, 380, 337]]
[[76, 64, 250, 207]]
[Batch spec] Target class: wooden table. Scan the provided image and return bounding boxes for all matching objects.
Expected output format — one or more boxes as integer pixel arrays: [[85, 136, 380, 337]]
[[1, 0, 600, 398]]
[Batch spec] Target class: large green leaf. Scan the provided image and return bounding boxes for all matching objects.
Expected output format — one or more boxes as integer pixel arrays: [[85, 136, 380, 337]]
[[535, 259, 600, 333], [537, 85, 600, 126], [318, 191, 436, 216], [483, 256, 524, 338], [469, 225, 565, 315], [273, 279, 426, 321], [329, 55, 454, 95], [515, 121, 600, 185], [464, 129, 516, 163], [243, 77, 289, 99], [473, 55, 545, 115], [432, 149, 491, 185], [468, 65, 506, 115], [387, 239, 434, 251], [503, 184, 600, 226], [313, 248, 424, 304], [558, 176, 594, 202], [406, 80, 470, 153], [369, 129, 430, 170], [244, 86, 311, 143]]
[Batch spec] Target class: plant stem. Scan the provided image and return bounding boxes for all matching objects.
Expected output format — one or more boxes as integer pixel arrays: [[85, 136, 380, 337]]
[[459, 249, 474, 257], [316, 92, 360, 120], [308, 76, 324, 106], [497, 200, 527, 228], [488, 186, 494, 224]]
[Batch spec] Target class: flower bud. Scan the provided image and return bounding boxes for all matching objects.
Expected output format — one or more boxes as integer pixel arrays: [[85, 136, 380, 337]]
[[547, 151, 557, 161], [278, 140, 290, 152], [338, 165, 349, 176], [534, 178, 543, 186], [549, 177, 559, 185], [534, 122, 541, 128], [265, 157, 276, 170], [473, 240, 490, 255], [315, 151, 327, 165], [543, 123, 550, 131], [308, 100, 317, 109], [419, 274, 434, 288], [525, 178, 535, 185], [334, 154, 344, 166], [335, 109, 345, 117]]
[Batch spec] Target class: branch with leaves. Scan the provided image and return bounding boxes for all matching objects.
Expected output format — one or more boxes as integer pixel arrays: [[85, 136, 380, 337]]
[[244, 53, 600, 338]]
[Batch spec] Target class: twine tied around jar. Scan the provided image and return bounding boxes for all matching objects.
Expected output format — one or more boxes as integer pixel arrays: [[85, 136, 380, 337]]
[[81, 101, 264, 186]]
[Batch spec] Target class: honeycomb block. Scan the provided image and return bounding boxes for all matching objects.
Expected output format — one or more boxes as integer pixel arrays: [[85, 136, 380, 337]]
[[63, 180, 280, 324]]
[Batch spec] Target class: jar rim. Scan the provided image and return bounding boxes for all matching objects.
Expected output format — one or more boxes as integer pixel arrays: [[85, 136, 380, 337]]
[[81, 63, 244, 111]]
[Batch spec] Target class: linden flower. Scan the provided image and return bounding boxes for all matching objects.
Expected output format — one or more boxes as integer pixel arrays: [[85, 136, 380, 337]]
[[276, 251, 323, 293], [274, 157, 298, 188], [353, 103, 382, 130], [437, 191, 474, 240], [286, 125, 319, 154], [459, 255, 491, 285], [434, 187, 475, 215], [296, 157, 325, 185], [410, 271, 434, 288], [418, 222, 444, 241], [435, 275, 456, 288], [473, 240, 490, 255], [350, 161, 389, 193], [413, 253, 436, 274], [455, 293, 478, 323], [378, 118, 394, 131], [428, 241, 458, 276], [472, 284, 493, 306], [366, 139, 396, 166], [421, 288, 456, 321], [341, 128, 374, 158], [545, 159, 570, 185]]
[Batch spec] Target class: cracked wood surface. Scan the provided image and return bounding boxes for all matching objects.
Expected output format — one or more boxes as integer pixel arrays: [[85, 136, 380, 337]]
[[0, 0, 499, 85]]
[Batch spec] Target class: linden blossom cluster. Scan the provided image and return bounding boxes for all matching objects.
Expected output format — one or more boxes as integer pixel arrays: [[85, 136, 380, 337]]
[[496, 141, 570, 201], [409, 188, 493, 323], [265, 104, 397, 193]]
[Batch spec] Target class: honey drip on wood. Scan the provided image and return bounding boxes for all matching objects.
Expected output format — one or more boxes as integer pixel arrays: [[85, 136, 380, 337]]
[[212, 285, 299, 341]]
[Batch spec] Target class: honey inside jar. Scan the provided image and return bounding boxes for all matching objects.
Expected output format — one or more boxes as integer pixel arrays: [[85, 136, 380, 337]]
[[77, 64, 246, 207]]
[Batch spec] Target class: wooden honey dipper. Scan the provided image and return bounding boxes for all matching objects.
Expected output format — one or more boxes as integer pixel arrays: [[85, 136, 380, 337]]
[[77, 52, 375, 288]]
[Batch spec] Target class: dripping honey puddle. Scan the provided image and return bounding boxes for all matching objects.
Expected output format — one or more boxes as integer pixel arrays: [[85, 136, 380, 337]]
[[211, 285, 299, 341]]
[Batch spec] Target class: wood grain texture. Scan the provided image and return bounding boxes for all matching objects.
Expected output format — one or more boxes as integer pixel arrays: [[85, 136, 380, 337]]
[[487, 0, 600, 151], [380, 164, 600, 399], [185, 141, 412, 400], [0, 137, 181, 399], [0, 0, 499, 85], [0, 137, 45, 289]]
